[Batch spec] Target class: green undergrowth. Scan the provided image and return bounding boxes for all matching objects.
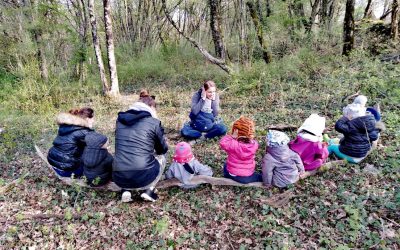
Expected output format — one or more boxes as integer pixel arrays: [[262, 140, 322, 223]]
[[0, 47, 399, 248]]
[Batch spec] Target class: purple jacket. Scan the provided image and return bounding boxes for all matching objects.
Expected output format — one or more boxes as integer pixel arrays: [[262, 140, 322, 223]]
[[262, 145, 304, 188], [289, 136, 329, 171]]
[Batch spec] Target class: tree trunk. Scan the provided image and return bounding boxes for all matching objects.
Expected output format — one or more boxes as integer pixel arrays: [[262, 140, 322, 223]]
[[342, 0, 355, 56], [306, 0, 321, 33], [238, 0, 250, 66], [247, 1, 272, 63], [34, 31, 49, 81], [320, 0, 328, 27], [265, 0, 272, 17], [392, 0, 399, 41], [88, 0, 109, 94], [31, 0, 48, 81], [327, 0, 336, 34], [209, 0, 226, 59], [103, 0, 120, 97], [363, 0, 373, 19], [77, 0, 89, 82], [152, 0, 165, 46]]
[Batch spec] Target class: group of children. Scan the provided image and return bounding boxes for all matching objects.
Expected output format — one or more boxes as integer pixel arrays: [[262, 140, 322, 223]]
[[72, 94, 380, 190], [166, 95, 381, 189]]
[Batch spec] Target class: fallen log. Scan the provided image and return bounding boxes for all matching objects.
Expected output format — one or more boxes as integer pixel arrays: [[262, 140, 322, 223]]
[[35, 145, 345, 191]]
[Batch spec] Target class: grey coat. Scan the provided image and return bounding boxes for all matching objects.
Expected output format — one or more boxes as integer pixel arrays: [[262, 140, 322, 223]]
[[262, 145, 305, 188], [165, 158, 213, 189]]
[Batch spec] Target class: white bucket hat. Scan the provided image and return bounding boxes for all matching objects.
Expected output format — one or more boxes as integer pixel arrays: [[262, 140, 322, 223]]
[[353, 95, 368, 107], [298, 114, 326, 137], [343, 103, 366, 119]]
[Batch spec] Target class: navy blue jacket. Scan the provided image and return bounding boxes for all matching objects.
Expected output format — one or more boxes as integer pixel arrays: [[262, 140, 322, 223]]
[[113, 109, 168, 189], [82, 133, 113, 186], [335, 115, 379, 158], [47, 113, 92, 171]]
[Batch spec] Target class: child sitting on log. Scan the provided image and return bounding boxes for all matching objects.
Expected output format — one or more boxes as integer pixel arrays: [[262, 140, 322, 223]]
[[220, 117, 262, 184], [82, 131, 113, 186], [353, 95, 381, 121], [262, 130, 305, 188], [289, 114, 329, 171], [328, 103, 379, 163], [165, 142, 213, 188]]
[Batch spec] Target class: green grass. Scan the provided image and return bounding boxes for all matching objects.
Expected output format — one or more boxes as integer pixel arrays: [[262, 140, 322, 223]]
[[0, 47, 399, 248]]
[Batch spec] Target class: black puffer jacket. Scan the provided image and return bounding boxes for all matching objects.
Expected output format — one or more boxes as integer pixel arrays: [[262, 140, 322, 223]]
[[335, 115, 379, 158], [113, 109, 168, 189], [82, 132, 113, 186], [48, 113, 93, 171]]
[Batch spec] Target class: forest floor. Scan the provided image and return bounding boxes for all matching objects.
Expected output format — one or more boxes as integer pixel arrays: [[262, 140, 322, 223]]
[[1, 79, 399, 248]]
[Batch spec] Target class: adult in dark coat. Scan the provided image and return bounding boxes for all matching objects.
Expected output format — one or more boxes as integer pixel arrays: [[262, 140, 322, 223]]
[[47, 108, 94, 177], [82, 132, 113, 186], [113, 90, 168, 202]]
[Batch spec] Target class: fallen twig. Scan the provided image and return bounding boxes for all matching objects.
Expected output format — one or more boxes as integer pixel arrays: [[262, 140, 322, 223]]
[[341, 91, 360, 103], [267, 124, 298, 131], [0, 172, 29, 194]]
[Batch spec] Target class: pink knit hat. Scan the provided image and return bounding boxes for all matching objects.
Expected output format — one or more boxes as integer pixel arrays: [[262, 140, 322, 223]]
[[173, 142, 194, 163]]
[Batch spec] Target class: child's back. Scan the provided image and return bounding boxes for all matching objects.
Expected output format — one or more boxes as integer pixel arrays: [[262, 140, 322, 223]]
[[220, 116, 262, 184], [220, 135, 258, 176], [165, 142, 213, 188], [262, 130, 304, 188], [289, 114, 328, 171], [165, 158, 213, 189], [82, 132, 113, 186]]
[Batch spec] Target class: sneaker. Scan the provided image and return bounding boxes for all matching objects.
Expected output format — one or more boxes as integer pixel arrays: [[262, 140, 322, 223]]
[[121, 191, 132, 203], [140, 189, 158, 202]]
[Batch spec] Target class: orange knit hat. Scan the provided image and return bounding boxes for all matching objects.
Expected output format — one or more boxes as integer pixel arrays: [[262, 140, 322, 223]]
[[232, 116, 255, 139]]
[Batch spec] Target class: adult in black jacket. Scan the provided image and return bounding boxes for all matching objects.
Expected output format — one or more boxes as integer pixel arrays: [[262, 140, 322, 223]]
[[82, 132, 113, 186], [48, 108, 94, 177], [328, 103, 378, 163], [113, 90, 168, 202]]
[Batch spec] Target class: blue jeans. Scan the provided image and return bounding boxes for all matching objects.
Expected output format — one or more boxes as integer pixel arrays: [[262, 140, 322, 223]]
[[53, 165, 84, 178], [328, 144, 363, 164], [223, 164, 262, 184], [181, 123, 227, 140]]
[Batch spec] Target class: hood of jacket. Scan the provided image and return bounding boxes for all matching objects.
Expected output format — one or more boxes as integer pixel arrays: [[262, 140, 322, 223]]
[[56, 113, 91, 136], [129, 101, 158, 119], [351, 115, 376, 132], [56, 113, 90, 128], [267, 145, 291, 162], [117, 109, 152, 126]]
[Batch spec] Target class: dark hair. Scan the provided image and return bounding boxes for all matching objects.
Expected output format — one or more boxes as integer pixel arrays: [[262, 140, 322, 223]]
[[69, 107, 94, 119], [139, 89, 156, 108], [203, 80, 216, 91]]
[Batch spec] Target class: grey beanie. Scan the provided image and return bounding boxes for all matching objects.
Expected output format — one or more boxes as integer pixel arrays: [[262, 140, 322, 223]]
[[85, 132, 108, 148]]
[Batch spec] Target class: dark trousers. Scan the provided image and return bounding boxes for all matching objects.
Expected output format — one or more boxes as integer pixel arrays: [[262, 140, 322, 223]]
[[223, 164, 262, 184]]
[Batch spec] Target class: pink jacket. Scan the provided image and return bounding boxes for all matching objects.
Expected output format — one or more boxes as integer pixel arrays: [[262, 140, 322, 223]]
[[220, 135, 259, 177], [288, 135, 329, 171]]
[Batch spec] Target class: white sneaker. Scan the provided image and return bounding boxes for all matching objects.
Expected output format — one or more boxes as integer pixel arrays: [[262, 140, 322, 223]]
[[140, 189, 158, 202], [121, 191, 132, 203]]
